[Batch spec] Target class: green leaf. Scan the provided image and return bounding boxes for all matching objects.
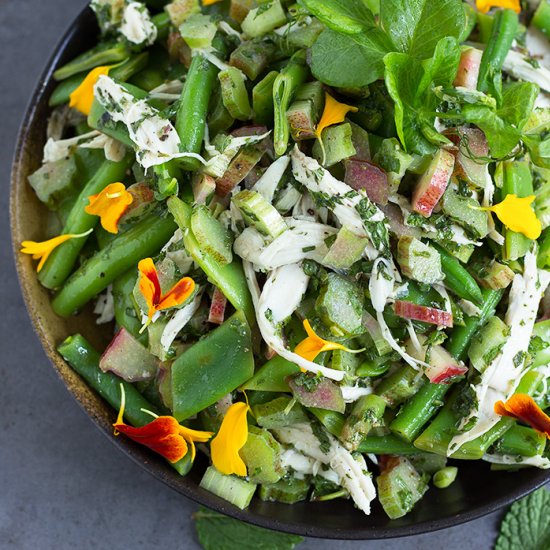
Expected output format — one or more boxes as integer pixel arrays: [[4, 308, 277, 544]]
[[380, 0, 465, 60], [418, 36, 461, 98], [498, 82, 539, 130], [460, 104, 521, 159], [194, 507, 304, 550], [495, 488, 550, 550], [310, 28, 394, 87], [383, 37, 460, 154], [298, 0, 376, 34]]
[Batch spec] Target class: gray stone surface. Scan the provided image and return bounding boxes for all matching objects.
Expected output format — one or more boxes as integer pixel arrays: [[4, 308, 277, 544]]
[[0, 1, 534, 548]]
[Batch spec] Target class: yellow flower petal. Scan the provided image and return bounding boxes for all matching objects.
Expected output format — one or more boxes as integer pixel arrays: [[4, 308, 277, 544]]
[[202, 0, 223, 4], [210, 402, 249, 477], [294, 320, 359, 362], [69, 65, 112, 116], [85, 182, 133, 234], [315, 93, 359, 139], [315, 93, 358, 165], [179, 425, 215, 462], [475, 0, 521, 14], [484, 194, 542, 240], [21, 228, 93, 272]]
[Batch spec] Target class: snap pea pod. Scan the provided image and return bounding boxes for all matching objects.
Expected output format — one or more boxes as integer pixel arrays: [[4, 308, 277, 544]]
[[434, 245, 484, 305], [477, 8, 519, 96], [167, 197, 255, 324], [112, 269, 147, 345], [49, 52, 149, 107], [54, 42, 130, 81], [389, 288, 504, 442], [273, 50, 309, 156], [38, 155, 133, 290], [52, 213, 177, 317], [58, 333, 191, 475], [501, 161, 534, 261], [175, 38, 227, 170], [253, 70, 279, 126]]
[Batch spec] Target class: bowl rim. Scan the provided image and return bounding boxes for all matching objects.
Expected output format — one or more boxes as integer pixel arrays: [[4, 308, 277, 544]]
[[10, 4, 550, 541]]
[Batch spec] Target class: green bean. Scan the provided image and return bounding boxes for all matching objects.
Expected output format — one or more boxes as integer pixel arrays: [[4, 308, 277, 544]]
[[414, 370, 543, 458], [253, 71, 279, 127], [446, 288, 504, 360], [309, 408, 345, 437], [176, 39, 227, 170], [112, 268, 147, 345], [389, 288, 504, 442], [357, 434, 419, 455], [432, 466, 458, 489], [477, 9, 519, 96], [54, 42, 130, 81], [501, 160, 534, 261], [52, 213, 177, 317], [491, 424, 547, 457], [273, 50, 309, 156], [49, 52, 150, 107], [58, 333, 191, 475], [38, 156, 133, 290], [390, 382, 449, 443], [434, 245, 483, 305], [151, 12, 171, 41]]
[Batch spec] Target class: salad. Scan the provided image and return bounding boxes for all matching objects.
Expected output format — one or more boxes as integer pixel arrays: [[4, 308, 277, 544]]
[[20, 0, 550, 520]]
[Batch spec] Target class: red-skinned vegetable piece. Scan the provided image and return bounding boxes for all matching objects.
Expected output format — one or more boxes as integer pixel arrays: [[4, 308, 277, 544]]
[[412, 148, 455, 217], [394, 301, 453, 328], [344, 160, 389, 205], [208, 287, 228, 325]]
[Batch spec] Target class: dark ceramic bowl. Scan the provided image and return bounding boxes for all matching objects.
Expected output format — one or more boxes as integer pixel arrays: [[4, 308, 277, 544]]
[[10, 5, 550, 540]]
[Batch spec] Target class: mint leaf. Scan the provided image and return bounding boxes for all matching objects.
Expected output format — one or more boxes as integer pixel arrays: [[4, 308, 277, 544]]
[[194, 508, 304, 550], [442, 82, 538, 159], [310, 28, 394, 87], [380, 0, 465, 60], [297, 0, 376, 34], [384, 37, 460, 154], [495, 487, 550, 550], [307, 0, 465, 88], [498, 82, 539, 130]]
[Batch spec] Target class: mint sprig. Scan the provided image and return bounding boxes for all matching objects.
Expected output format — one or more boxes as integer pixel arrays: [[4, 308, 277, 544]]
[[495, 487, 550, 550], [194, 507, 303, 550]]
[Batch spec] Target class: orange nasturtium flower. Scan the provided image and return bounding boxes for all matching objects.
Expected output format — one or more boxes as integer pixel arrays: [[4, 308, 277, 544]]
[[114, 385, 213, 463], [494, 394, 550, 438], [210, 402, 250, 477], [481, 194, 542, 240], [294, 319, 364, 363], [85, 182, 133, 234], [138, 258, 196, 330], [202, 0, 223, 5], [476, 0, 521, 14], [20, 228, 93, 272], [315, 93, 359, 165], [69, 65, 112, 115]]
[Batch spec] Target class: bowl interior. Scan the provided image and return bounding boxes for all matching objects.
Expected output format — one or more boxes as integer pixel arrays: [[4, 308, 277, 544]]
[[10, 6, 550, 540]]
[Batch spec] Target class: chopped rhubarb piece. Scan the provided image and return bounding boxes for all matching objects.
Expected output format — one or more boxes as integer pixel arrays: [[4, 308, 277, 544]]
[[394, 301, 453, 328], [208, 287, 228, 325], [453, 48, 482, 90], [344, 159, 389, 205], [411, 148, 455, 217]]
